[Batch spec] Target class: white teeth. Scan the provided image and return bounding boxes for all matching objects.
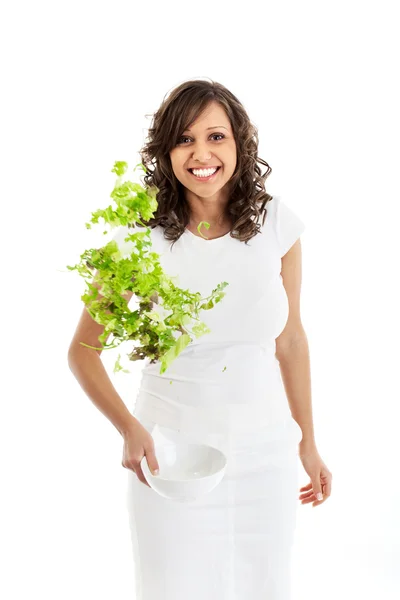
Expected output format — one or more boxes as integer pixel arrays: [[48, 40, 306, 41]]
[[191, 168, 218, 177]]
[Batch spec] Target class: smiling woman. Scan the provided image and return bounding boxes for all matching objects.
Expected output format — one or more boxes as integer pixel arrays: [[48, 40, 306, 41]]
[[96, 78, 314, 600], [136, 79, 274, 248]]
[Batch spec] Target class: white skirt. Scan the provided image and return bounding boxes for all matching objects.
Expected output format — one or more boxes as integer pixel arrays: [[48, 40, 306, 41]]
[[125, 408, 302, 600]]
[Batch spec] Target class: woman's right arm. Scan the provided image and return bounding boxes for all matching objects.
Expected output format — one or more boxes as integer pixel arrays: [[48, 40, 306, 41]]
[[67, 273, 138, 438]]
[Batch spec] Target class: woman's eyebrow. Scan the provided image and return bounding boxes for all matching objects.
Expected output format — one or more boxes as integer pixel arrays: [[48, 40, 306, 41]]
[[184, 125, 229, 132]]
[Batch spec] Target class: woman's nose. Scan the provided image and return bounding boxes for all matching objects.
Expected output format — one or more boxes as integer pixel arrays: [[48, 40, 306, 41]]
[[192, 148, 212, 161]]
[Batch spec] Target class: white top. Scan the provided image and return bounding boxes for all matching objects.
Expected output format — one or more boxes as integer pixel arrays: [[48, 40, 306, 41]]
[[111, 196, 305, 436]]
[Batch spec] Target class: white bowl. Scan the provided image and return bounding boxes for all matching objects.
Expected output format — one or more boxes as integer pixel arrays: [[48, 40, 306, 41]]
[[140, 425, 228, 502]]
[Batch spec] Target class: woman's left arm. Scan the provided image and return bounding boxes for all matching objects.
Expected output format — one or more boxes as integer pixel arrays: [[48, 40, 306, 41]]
[[275, 238, 316, 448], [277, 334, 316, 449], [276, 239, 332, 506]]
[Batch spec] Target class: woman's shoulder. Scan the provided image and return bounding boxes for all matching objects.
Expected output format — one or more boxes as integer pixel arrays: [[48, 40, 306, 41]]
[[266, 195, 306, 257]]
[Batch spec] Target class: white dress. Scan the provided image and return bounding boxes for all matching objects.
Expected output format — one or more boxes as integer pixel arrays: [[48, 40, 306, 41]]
[[113, 196, 306, 600]]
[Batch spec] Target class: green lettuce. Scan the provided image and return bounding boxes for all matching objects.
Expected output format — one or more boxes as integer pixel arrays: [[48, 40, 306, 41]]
[[67, 161, 229, 375]]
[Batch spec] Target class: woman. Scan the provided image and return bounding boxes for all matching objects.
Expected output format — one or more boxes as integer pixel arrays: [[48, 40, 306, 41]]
[[68, 78, 332, 600]]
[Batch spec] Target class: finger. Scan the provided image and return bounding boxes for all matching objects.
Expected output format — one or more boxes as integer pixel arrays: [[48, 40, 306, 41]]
[[312, 487, 329, 507], [311, 476, 332, 505], [121, 457, 151, 488], [299, 482, 313, 491], [300, 495, 316, 505], [299, 490, 314, 500], [300, 489, 325, 505], [145, 447, 160, 476], [129, 457, 151, 487], [300, 490, 317, 501], [135, 465, 151, 487], [321, 478, 332, 499]]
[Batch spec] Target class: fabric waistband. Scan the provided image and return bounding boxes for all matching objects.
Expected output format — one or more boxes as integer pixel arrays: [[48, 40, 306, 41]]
[[133, 390, 292, 436]]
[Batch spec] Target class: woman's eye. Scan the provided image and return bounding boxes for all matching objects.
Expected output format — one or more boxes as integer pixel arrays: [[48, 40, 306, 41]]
[[177, 133, 225, 145]]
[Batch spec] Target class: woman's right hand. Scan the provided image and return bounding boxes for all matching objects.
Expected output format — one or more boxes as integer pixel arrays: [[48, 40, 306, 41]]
[[121, 418, 160, 487]]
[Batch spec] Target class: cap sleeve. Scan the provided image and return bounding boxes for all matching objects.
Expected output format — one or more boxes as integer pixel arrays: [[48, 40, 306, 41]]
[[272, 196, 306, 258]]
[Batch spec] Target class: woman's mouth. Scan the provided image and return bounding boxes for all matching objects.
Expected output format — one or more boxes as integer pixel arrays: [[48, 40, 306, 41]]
[[187, 166, 221, 182]]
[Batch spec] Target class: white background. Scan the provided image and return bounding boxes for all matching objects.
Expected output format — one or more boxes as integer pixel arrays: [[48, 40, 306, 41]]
[[1, 0, 399, 598]]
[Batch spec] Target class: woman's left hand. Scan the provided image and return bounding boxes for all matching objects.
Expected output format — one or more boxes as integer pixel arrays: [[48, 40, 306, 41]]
[[298, 444, 332, 507]]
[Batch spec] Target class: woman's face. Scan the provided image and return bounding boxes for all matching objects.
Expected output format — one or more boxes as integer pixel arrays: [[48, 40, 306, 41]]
[[169, 101, 237, 200]]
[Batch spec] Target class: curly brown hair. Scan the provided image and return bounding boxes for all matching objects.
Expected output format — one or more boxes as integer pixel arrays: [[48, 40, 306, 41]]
[[136, 78, 274, 248]]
